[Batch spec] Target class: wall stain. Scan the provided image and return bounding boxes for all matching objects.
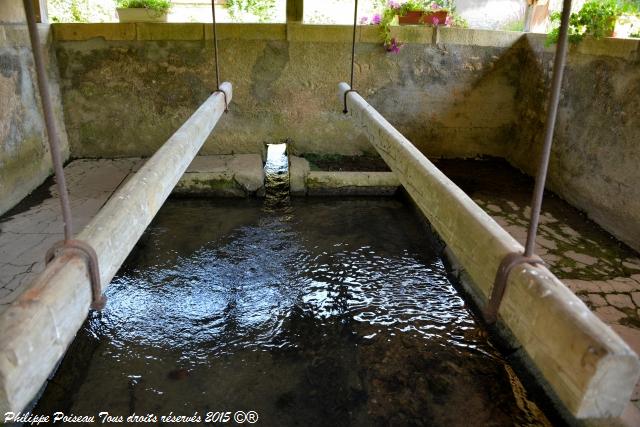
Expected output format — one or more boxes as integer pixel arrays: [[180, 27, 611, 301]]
[[251, 41, 289, 103]]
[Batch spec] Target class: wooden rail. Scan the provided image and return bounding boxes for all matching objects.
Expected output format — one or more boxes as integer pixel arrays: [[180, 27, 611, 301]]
[[0, 83, 232, 413], [339, 82, 639, 419]]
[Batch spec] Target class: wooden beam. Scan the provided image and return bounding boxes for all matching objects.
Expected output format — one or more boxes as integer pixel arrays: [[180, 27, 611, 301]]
[[0, 84, 232, 413], [33, 0, 47, 23], [338, 82, 639, 419]]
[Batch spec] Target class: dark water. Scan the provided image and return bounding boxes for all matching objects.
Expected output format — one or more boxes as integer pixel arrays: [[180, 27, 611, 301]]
[[35, 197, 550, 426]]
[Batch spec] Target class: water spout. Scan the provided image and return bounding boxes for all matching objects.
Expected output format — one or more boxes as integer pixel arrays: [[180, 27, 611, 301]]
[[263, 143, 290, 212]]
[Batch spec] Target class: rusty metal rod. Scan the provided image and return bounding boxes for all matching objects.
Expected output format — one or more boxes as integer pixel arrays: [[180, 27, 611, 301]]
[[524, 0, 572, 257], [210, 0, 221, 90], [24, 0, 105, 310], [484, 0, 572, 324], [210, 0, 228, 112], [349, 0, 358, 89], [343, 0, 359, 114], [23, 0, 73, 242]]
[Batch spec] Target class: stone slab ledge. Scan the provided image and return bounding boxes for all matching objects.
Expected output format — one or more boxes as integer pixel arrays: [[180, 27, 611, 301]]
[[50, 22, 639, 58]]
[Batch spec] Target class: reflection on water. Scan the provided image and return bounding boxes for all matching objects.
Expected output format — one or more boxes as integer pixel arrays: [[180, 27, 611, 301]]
[[35, 198, 550, 426]]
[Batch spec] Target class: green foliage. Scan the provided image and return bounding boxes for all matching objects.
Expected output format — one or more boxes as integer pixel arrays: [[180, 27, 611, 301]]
[[226, 0, 276, 23], [546, 0, 637, 45], [501, 19, 524, 32], [625, 0, 640, 11], [450, 13, 468, 28], [48, 0, 116, 23], [116, 0, 171, 13]]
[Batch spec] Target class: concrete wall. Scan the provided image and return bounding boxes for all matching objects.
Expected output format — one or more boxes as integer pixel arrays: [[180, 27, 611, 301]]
[[52, 23, 523, 159], [16, 22, 640, 254], [0, 4, 70, 216], [0, 0, 26, 24], [509, 34, 640, 253]]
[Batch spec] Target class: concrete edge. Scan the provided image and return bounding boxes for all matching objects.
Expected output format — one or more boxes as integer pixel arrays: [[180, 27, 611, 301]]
[[525, 32, 640, 59], [289, 156, 400, 196], [174, 154, 265, 197], [204, 23, 287, 41], [49, 23, 640, 58], [306, 171, 399, 196], [1, 23, 52, 49]]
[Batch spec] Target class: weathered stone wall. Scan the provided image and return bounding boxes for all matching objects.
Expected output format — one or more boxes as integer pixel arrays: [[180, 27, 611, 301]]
[[52, 24, 523, 159], [45, 23, 640, 252], [0, 0, 26, 24], [509, 35, 640, 253], [0, 18, 70, 216]]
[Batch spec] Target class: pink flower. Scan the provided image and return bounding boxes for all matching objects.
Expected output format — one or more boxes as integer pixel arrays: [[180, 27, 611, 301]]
[[432, 17, 440, 25], [385, 37, 403, 54], [359, 16, 369, 24], [372, 13, 381, 25], [431, 2, 439, 9], [445, 15, 452, 26], [388, 1, 401, 10]]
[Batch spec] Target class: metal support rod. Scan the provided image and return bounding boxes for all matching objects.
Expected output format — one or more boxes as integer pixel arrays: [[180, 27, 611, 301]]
[[45, 240, 106, 310], [523, 0, 572, 257], [23, 0, 105, 310], [349, 0, 358, 89], [210, 0, 221, 90], [484, 0, 572, 324], [23, 0, 72, 242], [210, 0, 228, 112], [343, 0, 359, 114]]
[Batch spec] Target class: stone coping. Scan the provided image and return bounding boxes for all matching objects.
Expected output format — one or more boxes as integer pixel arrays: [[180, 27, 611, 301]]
[[48, 22, 640, 57], [0, 23, 51, 48]]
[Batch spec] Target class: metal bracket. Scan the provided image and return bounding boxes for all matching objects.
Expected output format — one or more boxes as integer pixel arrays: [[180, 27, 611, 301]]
[[45, 240, 106, 310], [484, 252, 544, 324], [213, 89, 229, 113], [343, 89, 358, 114]]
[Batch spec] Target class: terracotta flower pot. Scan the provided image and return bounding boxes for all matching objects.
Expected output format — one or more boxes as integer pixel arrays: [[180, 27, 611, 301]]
[[398, 10, 448, 26]]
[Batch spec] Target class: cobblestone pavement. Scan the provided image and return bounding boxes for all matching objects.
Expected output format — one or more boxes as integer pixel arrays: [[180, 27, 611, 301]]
[[0, 159, 141, 313], [436, 159, 640, 411]]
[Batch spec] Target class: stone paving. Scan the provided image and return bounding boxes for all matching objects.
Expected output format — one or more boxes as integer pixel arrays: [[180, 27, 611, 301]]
[[0, 159, 141, 312], [0, 155, 266, 314], [436, 159, 640, 410]]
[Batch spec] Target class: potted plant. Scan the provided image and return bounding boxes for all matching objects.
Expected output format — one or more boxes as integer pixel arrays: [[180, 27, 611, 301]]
[[546, 0, 638, 45], [371, 1, 456, 53], [116, 0, 172, 23], [398, 1, 451, 26]]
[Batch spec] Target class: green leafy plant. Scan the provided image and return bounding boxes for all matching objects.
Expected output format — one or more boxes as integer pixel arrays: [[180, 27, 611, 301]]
[[546, 0, 637, 45], [501, 19, 524, 32], [116, 0, 171, 13], [48, 0, 116, 23], [226, 0, 276, 23]]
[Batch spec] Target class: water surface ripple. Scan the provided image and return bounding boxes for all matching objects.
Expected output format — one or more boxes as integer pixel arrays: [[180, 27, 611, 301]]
[[36, 198, 550, 427]]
